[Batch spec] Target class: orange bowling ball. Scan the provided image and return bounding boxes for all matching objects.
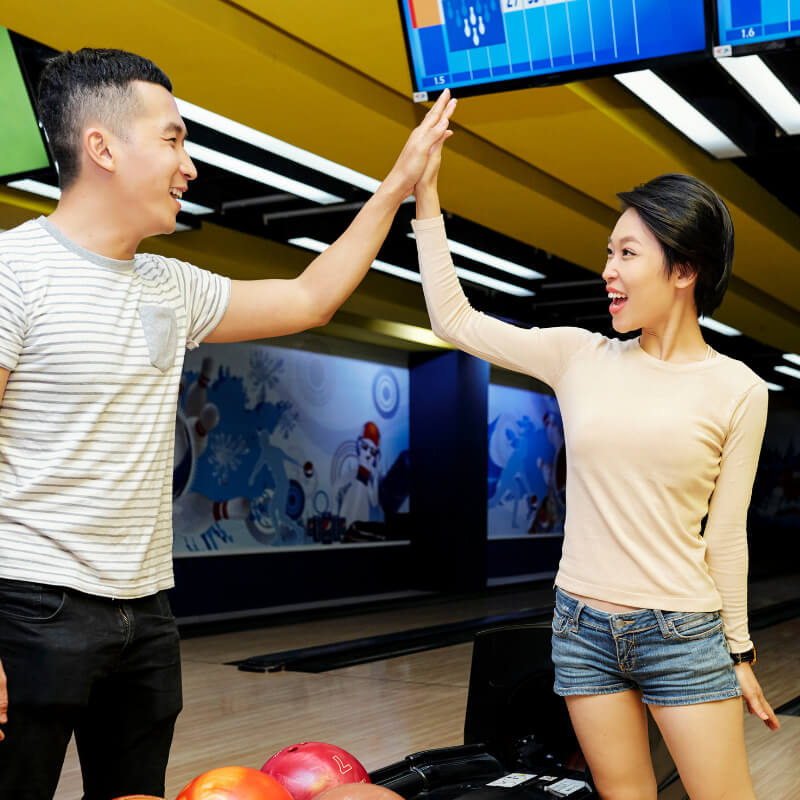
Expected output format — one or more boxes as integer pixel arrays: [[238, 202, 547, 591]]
[[177, 766, 295, 800], [262, 742, 370, 800], [316, 785, 403, 800]]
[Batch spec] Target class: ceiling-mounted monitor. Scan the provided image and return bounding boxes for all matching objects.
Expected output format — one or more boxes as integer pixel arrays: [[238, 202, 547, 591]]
[[399, 0, 712, 100], [715, 0, 800, 50], [0, 26, 53, 182]]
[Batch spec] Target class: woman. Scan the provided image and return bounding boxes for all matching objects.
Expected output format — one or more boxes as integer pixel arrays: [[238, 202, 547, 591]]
[[412, 115, 779, 800]]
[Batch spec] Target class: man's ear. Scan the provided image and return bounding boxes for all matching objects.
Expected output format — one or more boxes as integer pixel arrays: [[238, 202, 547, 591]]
[[83, 127, 117, 175]]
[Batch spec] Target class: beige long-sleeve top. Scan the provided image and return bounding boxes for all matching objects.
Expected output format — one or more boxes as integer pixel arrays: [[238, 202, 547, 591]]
[[413, 215, 768, 652]]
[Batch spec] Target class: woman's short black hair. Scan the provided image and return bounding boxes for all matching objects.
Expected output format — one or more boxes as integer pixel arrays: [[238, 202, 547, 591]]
[[37, 48, 172, 190], [617, 174, 734, 318]]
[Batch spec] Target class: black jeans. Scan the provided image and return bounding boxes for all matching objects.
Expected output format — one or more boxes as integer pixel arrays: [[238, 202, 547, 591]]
[[0, 578, 182, 800]]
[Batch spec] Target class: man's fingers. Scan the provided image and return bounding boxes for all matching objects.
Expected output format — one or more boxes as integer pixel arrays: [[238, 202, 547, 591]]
[[422, 91, 455, 133], [419, 99, 457, 151], [428, 129, 453, 156], [425, 88, 450, 120]]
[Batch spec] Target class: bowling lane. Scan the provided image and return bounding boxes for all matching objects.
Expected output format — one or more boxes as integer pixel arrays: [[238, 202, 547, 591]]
[[177, 586, 555, 665], [53, 580, 800, 798]]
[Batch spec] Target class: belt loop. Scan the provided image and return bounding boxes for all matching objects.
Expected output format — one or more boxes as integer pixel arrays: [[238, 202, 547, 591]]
[[571, 600, 585, 633], [654, 609, 671, 639]]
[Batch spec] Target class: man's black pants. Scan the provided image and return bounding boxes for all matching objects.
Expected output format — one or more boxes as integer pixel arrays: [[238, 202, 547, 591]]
[[0, 578, 182, 800]]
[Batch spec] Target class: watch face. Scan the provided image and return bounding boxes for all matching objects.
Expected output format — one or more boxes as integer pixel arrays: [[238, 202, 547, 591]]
[[733, 649, 756, 663]]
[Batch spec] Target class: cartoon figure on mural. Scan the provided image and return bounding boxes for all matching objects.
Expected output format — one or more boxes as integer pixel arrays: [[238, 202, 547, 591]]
[[172, 347, 410, 553], [332, 421, 382, 528], [248, 426, 305, 542], [487, 397, 566, 536], [173, 356, 251, 551]]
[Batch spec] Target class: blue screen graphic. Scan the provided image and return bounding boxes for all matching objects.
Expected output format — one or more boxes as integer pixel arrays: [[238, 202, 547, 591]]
[[717, 0, 800, 47], [400, 0, 708, 95]]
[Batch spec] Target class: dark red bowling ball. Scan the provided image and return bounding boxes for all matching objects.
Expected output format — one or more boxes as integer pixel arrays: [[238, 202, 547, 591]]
[[262, 742, 370, 800]]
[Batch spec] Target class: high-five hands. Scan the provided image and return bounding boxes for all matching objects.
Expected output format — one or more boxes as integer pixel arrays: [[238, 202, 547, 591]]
[[385, 88, 456, 200]]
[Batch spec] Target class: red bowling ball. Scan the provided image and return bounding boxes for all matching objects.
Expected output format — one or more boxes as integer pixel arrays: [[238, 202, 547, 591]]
[[262, 742, 370, 800]]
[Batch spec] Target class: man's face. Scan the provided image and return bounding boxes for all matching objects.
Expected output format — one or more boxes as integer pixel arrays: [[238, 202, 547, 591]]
[[113, 81, 197, 237]]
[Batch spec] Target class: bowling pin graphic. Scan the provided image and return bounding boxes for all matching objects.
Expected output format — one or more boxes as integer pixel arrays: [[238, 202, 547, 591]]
[[185, 357, 213, 417], [173, 492, 251, 538], [187, 403, 219, 459]]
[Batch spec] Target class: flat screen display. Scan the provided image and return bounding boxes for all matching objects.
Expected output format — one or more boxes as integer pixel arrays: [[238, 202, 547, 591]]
[[716, 0, 800, 48], [399, 0, 710, 98], [0, 27, 51, 181]]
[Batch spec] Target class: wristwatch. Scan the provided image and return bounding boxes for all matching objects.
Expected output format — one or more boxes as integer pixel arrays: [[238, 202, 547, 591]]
[[730, 647, 756, 665]]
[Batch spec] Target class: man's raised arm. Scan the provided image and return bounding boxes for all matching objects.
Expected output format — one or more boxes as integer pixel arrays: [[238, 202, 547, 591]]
[[205, 90, 457, 344]]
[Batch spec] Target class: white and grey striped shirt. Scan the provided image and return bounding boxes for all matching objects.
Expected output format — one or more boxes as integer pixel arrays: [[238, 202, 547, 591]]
[[0, 217, 230, 598]]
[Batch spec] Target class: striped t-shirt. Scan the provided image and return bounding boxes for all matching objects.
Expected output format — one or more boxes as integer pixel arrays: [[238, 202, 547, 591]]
[[0, 216, 230, 598]]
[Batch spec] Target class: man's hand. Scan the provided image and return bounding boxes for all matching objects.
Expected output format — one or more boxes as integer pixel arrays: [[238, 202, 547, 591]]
[[381, 89, 456, 201], [0, 656, 7, 741], [736, 662, 779, 730], [204, 90, 458, 344]]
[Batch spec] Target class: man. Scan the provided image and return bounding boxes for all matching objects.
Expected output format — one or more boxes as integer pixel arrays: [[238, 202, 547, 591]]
[[0, 47, 455, 799]]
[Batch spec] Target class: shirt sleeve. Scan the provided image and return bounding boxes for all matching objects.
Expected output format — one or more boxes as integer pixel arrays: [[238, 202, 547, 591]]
[[413, 215, 593, 389], [703, 380, 768, 653], [167, 258, 231, 350], [0, 258, 26, 371]]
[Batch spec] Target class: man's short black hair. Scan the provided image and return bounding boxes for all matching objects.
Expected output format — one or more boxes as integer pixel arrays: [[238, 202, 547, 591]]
[[37, 48, 172, 189], [617, 174, 734, 318]]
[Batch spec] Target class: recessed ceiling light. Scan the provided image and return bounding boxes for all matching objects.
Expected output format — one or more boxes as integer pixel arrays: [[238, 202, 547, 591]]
[[9, 178, 215, 218], [717, 55, 800, 136], [7, 179, 61, 200], [177, 199, 214, 215], [176, 98, 382, 194], [184, 142, 344, 205], [288, 237, 420, 283], [764, 381, 784, 392], [782, 353, 800, 366], [289, 236, 533, 295], [408, 232, 545, 280], [698, 317, 742, 336], [454, 265, 534, 296], [775, 365, 800, 380], [614, 70, 746, 159]]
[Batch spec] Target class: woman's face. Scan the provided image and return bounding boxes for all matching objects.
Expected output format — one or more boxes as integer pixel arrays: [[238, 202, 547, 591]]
[[603, 207, 694, 334]]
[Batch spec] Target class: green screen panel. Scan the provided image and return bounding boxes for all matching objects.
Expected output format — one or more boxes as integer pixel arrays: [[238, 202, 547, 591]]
[[0, 27, 51, 180]]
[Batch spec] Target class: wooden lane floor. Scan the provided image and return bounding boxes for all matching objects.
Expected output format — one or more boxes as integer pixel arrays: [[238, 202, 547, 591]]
[[53, 581, 800, 798]]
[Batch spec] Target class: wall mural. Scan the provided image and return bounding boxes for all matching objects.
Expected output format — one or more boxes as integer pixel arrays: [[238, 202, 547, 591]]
[[487, 383, 565, 538], [173, 343, 410, 556]]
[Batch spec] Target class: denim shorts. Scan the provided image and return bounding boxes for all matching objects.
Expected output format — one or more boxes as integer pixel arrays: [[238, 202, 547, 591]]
[[551, 587, 742, 706]]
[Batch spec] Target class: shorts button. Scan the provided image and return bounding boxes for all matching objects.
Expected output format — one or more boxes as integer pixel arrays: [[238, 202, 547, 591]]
[[615, 619, 626, 629]]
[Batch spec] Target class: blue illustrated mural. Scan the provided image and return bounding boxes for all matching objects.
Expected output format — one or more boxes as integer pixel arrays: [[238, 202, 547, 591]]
[[487, 383, 566, 538], [173, 343, 410, 556]]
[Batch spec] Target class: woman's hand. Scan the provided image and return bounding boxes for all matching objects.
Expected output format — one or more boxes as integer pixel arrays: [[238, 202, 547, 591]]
[[735, 662, 780, 730], [0, 656, 7, 741], [383, 89, 456, 203], [413, 94, 455, 220]]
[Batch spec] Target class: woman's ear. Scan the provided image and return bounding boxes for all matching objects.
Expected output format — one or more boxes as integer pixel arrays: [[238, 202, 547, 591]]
[[674, 263, 698, 290]]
